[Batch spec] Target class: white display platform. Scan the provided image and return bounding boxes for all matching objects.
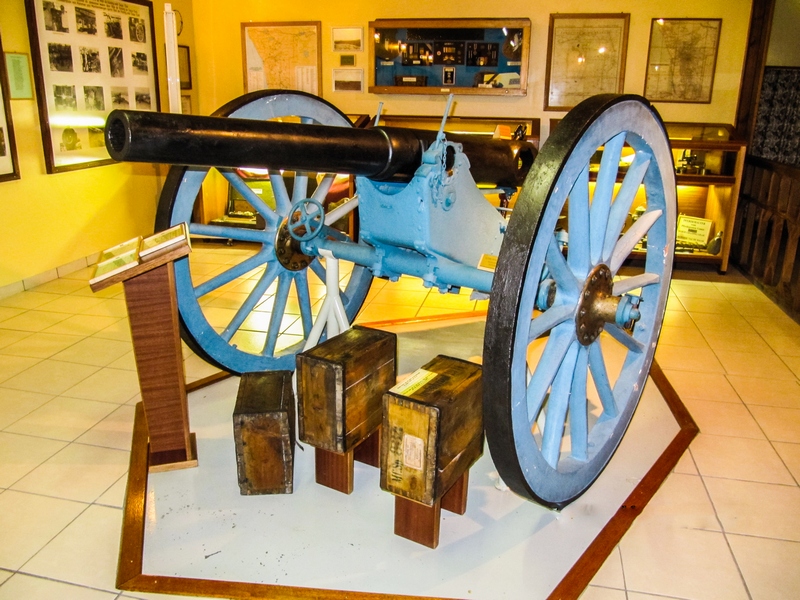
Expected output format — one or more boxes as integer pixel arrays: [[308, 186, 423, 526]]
[[136, 321, 681, 599]]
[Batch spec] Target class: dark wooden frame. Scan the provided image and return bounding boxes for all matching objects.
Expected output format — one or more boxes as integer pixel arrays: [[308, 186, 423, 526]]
[[368, 18, 531, 97], [178, 44, 191, 90], [24, 0, 160, 173], [241, 21, 322, 95], [643, 18, 722, 104], [544, 13, 630, 111], [115, 360, 696, 599], [0, 32, 21, 182]]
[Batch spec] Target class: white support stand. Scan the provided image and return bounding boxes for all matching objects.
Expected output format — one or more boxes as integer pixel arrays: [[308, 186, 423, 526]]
[[303, 249, 350, 351], [163, 3, 181, 114]]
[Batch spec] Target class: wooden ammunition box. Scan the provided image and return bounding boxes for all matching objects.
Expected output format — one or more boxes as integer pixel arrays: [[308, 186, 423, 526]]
[[233, 370, 295, 495], [381, 355, 483, 506], [297, 326, 397, 453]]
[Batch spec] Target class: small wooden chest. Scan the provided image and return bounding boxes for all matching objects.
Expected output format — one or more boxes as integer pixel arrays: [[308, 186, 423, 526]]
[[381, 355, 483, 506], [297, 326, 397, 453], [233, 370, 295, 495]]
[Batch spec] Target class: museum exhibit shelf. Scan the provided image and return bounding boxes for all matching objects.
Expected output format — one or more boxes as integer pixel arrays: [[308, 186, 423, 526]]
[[551, 119, 746, 273]]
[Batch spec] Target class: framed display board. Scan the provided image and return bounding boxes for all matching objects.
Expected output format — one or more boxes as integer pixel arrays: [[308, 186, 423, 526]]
[[242, 21, 321, 95], [369, 18, 530, 96], [544, 13, 629, 111], [644, 18, 722, 104], [24, 0, 160, 173], [0, 33, 21, 182]]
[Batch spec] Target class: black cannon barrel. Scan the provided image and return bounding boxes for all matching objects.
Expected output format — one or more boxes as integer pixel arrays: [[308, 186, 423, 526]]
[[105, 109, 535, 187]]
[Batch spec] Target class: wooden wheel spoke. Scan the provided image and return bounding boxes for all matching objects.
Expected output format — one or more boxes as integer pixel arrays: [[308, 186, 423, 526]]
[[590, 132, 626, 264], [567, 165, 591, 278], [613, 272, 660, 296], [546, 235, 581, 300], [526, 326, 574, 422], [311, 173, 336, 203], [588, 341, 617, 417], [292, 172, 310, 203], [528, 304, 574, 343], [541, 341, 580, 468], [601, 152, 651, 263], [263, 273, 292, 357], [609, 209, 663, 274], [294, 270, 314, 338], [189, 223, 266, 244], [569, 346, 589, 461], [269, 173, 292, 216], [605, 323, 645, 354], [220, 169, 278, 227], [221, 261, 280, 342], [193, 248, 271, 299]]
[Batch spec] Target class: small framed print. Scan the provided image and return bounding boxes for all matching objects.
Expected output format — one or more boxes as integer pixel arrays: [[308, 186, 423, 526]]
[[180, 93, 191, 115], [5, 53, 34, 99], [339, 54, 356, 67], [333, 68, 363, 93], [24, 0, 160, 173], [178, 44, 191, 90], [443, 66, 455, 86], [0, 34, 21, 181], [332, 27, 363, 52]]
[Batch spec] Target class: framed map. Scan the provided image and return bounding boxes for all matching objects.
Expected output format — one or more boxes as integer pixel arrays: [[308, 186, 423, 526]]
[[242, 21, 321, 95], [644, 18, 722, 104], [24, 0, 159, 173], [544, 14, 629, 111]]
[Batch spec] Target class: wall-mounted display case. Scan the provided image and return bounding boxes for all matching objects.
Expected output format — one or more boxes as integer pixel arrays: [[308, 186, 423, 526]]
[[368, 19, 530, 96], [550, 120, 746, 272]]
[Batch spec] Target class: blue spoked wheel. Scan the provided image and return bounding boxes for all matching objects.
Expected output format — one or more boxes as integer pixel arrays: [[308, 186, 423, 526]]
[[484, 95, 676, 508], [155, 90, 373, 374]]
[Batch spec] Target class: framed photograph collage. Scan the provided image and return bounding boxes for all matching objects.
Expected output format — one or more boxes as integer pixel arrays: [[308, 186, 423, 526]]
[[0, 33, 21, 182], [25, 0, 159, 173]]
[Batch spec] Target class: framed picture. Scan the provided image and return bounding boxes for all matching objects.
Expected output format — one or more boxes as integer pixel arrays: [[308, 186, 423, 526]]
[[24, 0, 160, 173], [0, 33, 21, 182], [339, 54, 356, 67], [5, 53, 34, 99], [332, 68, 363, 93], [544, 13, 629, 111], [180, 93, 191, 115], [332, 27, 363, 52], [178, 44, 191, 90], [242, 21, 321, 95], [644, 18, 722, 104]]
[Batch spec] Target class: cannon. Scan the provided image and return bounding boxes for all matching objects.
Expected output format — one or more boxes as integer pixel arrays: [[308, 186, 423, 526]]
[[105, 90, 676, 508]]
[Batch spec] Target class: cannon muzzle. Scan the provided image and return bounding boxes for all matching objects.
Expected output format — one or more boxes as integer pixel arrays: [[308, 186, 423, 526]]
[[105, 110, 535, 188]]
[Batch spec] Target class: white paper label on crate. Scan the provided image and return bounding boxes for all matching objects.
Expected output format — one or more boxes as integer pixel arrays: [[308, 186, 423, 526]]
[[390, 369, 437, 396], [403, 434, 424, 470]]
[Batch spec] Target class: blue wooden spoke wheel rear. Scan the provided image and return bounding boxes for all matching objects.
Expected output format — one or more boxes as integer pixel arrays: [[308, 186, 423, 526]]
[[155, 90, 373, 374], [484, 95, 676, 508]]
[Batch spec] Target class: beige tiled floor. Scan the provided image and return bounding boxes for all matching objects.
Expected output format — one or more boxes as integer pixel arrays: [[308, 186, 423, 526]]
[[0, 251, 798, 599]]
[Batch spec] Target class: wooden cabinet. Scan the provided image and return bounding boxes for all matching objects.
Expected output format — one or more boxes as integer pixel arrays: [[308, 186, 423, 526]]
[[665, 123, 747, 272]]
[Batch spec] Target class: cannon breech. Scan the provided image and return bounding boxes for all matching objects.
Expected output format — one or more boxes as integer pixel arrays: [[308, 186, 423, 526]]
[[105, 109, 536, 188]]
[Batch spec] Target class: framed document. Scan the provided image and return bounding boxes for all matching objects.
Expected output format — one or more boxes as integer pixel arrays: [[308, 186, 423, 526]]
[[24, 0, 160, 173], [644, 18, 722, 103], [241, 21, 321, 95], [544, 13, 629, 111], [0, 33, 21, 182]]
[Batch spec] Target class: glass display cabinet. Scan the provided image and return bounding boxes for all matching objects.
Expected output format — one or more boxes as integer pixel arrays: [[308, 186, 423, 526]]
[[368, 18, 531, 96]]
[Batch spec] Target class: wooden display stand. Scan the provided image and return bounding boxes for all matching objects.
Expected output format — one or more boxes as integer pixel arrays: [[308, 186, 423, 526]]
[[90, 234, 197, 472], [297, 326, 397, 494], [381, 355, 483, 548]]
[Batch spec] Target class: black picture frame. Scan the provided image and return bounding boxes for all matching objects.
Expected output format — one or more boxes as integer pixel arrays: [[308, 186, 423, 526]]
[[0, 32, 21, 182], [178, 44, 191, 90], [24, 0, 161, 173]]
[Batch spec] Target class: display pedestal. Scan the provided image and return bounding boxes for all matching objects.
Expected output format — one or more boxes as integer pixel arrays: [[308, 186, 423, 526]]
[[315, 428, 381, 494], [91, 243, 197, 472]]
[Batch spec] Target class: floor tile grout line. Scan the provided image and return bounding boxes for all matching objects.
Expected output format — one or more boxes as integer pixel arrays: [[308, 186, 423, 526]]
[[4, 568, 122, 596]]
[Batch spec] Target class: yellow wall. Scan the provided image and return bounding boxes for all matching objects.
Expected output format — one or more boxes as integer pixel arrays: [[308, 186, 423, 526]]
[[192, 0, 753, 130], [0, 0, 197, 289]]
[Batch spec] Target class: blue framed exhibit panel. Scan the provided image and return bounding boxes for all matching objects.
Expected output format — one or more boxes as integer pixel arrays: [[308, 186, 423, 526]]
[[368, 18, 530, 96]]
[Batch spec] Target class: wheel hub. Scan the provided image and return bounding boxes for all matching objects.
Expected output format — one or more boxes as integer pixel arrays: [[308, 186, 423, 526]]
[[275, 220, 314, 271], [575, 264, 619, 346]]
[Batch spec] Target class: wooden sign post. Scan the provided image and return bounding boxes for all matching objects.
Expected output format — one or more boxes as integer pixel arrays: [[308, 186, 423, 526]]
[[91, 225, 197, 471]]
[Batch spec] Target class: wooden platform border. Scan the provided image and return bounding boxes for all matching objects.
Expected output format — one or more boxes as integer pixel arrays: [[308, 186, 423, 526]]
[[117, 360, 697, 600]]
